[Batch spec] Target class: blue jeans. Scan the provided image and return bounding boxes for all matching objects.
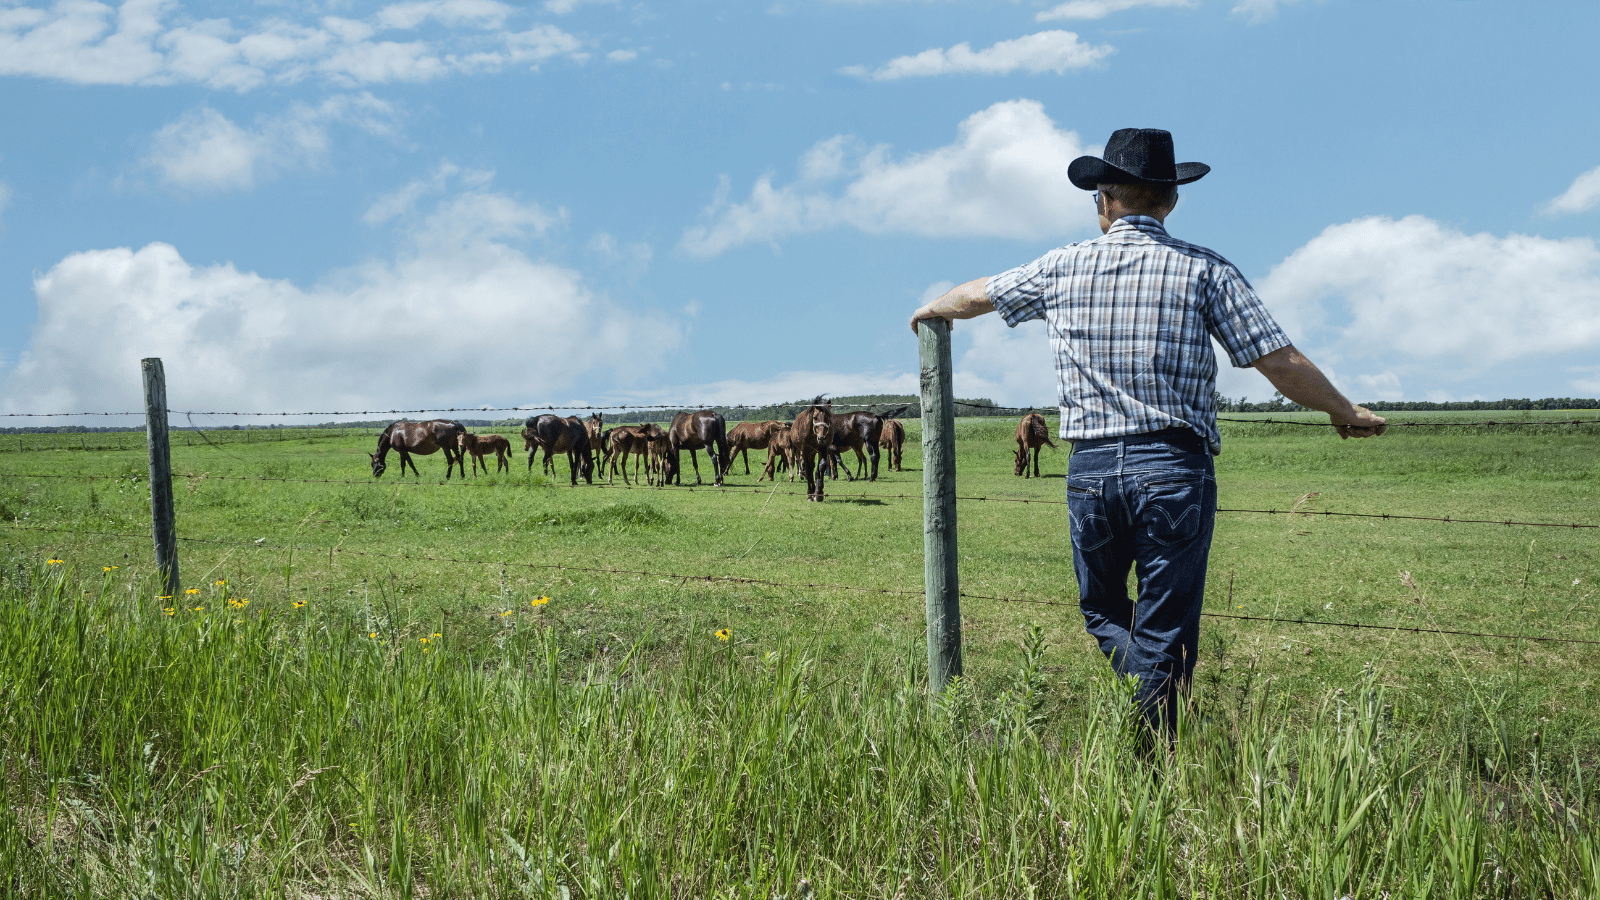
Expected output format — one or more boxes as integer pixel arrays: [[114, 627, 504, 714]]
[[1066, 430, 1216, 732]]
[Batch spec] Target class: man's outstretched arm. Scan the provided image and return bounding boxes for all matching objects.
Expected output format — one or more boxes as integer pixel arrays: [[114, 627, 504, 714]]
[[1251, 344, 1387, 439], [909, 277, 996, 334]]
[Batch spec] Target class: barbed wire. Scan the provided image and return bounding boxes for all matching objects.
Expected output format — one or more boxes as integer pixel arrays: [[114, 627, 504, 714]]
[[2, 469, 1593, 530], [12, 522, 1599, 647], [6, 464, 1593, 528]]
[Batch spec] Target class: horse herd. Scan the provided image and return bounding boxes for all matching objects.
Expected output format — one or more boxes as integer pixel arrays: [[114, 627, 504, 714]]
[[368, 403, 1058, 499]]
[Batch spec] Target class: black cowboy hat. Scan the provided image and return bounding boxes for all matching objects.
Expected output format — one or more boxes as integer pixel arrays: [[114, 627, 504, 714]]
[[1068, 128, 1209, 191]]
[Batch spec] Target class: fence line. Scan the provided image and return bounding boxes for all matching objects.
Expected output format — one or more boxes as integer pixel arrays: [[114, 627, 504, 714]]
[[3, 470, 1593, 531], [11, 522, 1599, 648]]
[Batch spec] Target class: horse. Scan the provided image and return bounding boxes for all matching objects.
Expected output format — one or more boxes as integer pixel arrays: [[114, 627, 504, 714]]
[[604, 424, 651, 485], [727, 420, 789, 475], [789, 396, 833, 501], [458, 432, 512, 475], [760, 427, 795, 483], [370, 420, 467, 479], [523, 415, 594, 485], [828, 406, 907, 482], [1014, 412, 1057, 478], [879, 418, 905, 472], [665, 410, 730, 487]]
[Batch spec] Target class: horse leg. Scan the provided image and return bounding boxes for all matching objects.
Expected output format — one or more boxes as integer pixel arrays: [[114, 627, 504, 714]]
[[868, 443, 880, 482], [690, 448, 702, 485], [399, 448, 419, 478]]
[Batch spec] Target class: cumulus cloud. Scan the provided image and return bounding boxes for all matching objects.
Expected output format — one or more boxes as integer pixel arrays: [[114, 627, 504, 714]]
[[0, 182, 680, 414], [1542, 165, 1600, 217], [144, 94, 402, 191], [0, 0, 588, 91], [842, 31, 1112, 80], [1037, 0, 1197, 22], [1230, 0, 1312, 24], [545, 0, 618, 13], [1258, 215, 1600, 396], [680, 99, 1098, 256]]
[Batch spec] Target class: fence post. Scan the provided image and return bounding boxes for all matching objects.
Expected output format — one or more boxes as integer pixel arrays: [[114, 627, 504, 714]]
[[142, 358, 180, 599], [918, 318, 962, 694]]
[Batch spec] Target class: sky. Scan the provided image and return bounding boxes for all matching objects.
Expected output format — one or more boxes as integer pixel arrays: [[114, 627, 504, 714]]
[[2, 0, 1599, 423]]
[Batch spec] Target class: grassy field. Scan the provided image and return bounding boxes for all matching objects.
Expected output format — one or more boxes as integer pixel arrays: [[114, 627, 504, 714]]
[[1, 411, 1597, 896]]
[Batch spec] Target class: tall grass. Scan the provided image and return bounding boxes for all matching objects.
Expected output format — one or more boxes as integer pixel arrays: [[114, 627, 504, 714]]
[[2, 560, 1595, 898]]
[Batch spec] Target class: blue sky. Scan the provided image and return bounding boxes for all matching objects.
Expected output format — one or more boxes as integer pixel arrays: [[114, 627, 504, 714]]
[[2, 0, 1598, 420]]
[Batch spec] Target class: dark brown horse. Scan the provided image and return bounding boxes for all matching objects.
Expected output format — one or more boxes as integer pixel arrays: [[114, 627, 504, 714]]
[[727, 420, 789, 475], [789, 396, 833, 501], [370, 420, 467, 479], [827, 406, 907, 482], [1014, 412, 1057, 478], [524, 415, 594, 484], [665, 410, 730, 486], [878, 418, 905, 472], [459, 432, 512, 475], [603, 424, 651, 485]]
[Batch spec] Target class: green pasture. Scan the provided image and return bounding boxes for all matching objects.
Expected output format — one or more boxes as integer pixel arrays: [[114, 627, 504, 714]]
[[2, 411, 1598, 896]]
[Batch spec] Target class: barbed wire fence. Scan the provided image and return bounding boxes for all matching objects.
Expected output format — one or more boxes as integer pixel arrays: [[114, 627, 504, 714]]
[[4, 378, 1598, 656]]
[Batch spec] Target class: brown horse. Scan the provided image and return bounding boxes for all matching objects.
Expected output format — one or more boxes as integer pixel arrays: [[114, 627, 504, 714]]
[[459, 432, 512, 475], [665, 410, 730, 486], [878, 418, 905, 472], [370, 420, 467, 479], [727, 420, 789, 476], [524, 415, 594, 484], [760, 427, 795, 482], [789, 396, 833, 501], [603, 424, 651, 485], [1014, 412, 1057, 478], [827, 406, 907, 482]]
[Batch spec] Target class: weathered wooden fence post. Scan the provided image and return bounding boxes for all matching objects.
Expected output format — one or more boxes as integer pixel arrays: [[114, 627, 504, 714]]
[[142, 358, 180, 598], [918, 318, 962, 694]]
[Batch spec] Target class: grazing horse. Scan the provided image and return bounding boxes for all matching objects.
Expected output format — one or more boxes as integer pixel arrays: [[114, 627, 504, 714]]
[[828, 406, 908, 482], [1014, 412, 1057, 478], [879, 418, 905, 472], [665, 410, 730, 487], [789, 396, 834, 501], [459, 432, 512, 475], [727, 420, 789, 475], [760, 427, 795, 483], [370, 420, 467, 479], [523, 415, 594, 485]]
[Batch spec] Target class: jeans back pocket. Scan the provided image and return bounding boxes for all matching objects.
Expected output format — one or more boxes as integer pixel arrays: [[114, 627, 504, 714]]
[[1067, 478, 1112, 552], [1140, 474, 1213, 546]]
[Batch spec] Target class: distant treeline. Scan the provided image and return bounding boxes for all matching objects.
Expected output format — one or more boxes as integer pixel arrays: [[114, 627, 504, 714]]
[[1212, 392, 1600, 414]]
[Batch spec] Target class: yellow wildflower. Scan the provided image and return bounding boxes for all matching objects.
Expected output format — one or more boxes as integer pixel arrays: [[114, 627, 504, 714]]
[[369, 632, 377, 639], [715, 629, 730, 642], [531, 596, 550, 607], [46, 558, 64, 565], [162, 607, 175, 616], [103, 566, 119, 572], [159, 595, 172, 601], [500, 609, 513, 617], [186, 588, 200, 595], [214, 579, 227, 586], [192, 606, 204, 612], [292, 600, 307, 609]]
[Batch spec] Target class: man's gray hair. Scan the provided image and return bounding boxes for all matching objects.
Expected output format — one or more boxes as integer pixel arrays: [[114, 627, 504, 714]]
[[1099, 181, 1178, 214]]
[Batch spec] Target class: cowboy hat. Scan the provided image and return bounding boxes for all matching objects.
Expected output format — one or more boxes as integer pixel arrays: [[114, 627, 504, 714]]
[[1068, 128, 1209, 191]]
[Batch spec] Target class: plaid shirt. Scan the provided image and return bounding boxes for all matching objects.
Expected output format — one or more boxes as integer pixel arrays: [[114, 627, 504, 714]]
[[987, 215, 1290, 454]]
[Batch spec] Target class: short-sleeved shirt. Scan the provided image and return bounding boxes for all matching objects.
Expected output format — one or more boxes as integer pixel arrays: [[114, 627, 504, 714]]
[[987, 215, 1290, 454]]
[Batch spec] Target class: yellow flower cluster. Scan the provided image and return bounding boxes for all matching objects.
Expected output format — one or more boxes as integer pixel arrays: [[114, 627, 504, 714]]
[[227, 598, 250, 610], [214, 579, 227, 587], [46, 558, 64, 566], [103, 565, 119, 572], [186, 588, 200, 596], [715, 629, 731, 642], [531, 595, 551, 607], [162, 606, 176, 616]]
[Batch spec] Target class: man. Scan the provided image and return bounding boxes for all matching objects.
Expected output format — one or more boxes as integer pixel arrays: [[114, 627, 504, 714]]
[[909, 128, 1386, 735]]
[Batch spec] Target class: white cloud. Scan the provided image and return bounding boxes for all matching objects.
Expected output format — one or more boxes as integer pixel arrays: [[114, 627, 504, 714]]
[[842, 30, 1112, 80], [0, 184, 680, 414], [680, 99, 1099, 256], [1258, 214, 1600, 375], [1230, 0, 1311, 24], [144, 94, 401, 191], [606, 48, 637, 62], [616, 370, 920, 411], [0, 1, 588, 91], [950, 314, 1057, 409], [1542, 165, 1600, 217], [545, 0, 618, 13], [1037, 0, 1197, 22]]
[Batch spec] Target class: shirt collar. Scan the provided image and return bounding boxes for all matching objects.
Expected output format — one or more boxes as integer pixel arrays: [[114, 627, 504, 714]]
[[1107, 215, 1168, 236]]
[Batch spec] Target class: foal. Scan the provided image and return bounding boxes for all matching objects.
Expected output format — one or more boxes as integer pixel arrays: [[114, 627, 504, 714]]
[[459, 432, 512, 475]]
